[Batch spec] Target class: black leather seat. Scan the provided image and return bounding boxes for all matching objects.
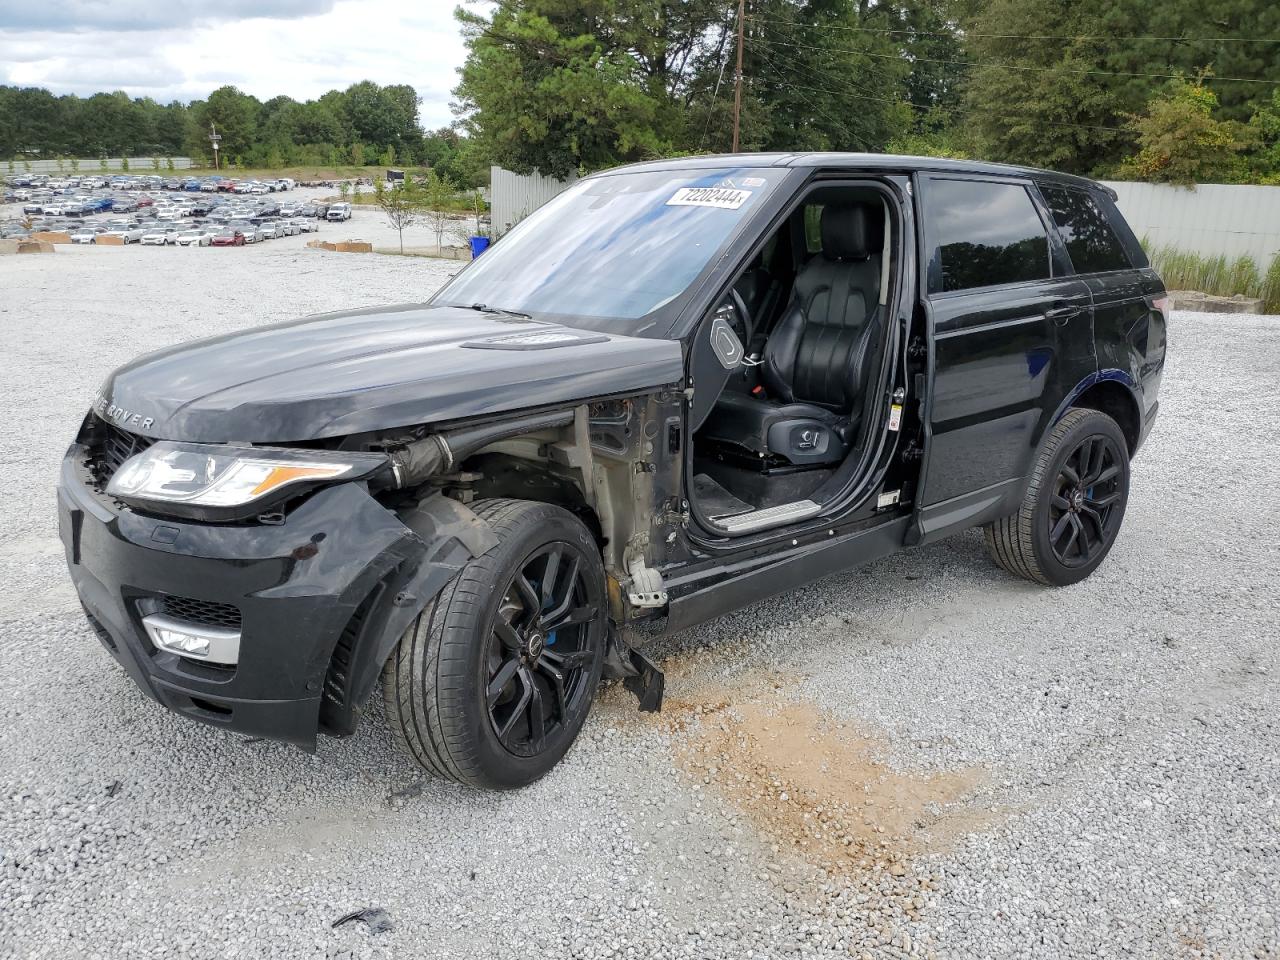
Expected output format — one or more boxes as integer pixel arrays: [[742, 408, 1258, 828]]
[[702, 202, 884, 465]]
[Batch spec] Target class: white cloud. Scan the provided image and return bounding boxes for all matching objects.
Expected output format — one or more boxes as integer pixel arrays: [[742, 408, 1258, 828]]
[[0, 0, 471, 129]]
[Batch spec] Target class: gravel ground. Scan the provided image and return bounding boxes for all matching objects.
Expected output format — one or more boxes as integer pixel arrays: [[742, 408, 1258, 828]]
[[1, 240, 1277, 960]]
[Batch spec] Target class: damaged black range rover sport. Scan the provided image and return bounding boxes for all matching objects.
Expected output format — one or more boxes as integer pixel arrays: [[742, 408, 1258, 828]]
[[59, 154, 1166, 789]]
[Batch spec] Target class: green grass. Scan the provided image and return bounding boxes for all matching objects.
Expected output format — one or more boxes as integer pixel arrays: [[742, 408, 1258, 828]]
[[1142, 237, 1280, 312]]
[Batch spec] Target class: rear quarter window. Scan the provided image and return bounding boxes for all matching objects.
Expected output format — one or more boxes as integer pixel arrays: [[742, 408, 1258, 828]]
[[1038, 184, 1133, 274], [924, 178, 1052, 294]]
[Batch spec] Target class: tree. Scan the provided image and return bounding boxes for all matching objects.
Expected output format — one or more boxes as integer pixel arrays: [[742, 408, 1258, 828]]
[[453, 1, 693, 177], [960, 0, 1280, 175], [420, 169, 458, 251], [374, 178, 422, 252], [166, 156, 175, 172], [194, 86, 260, 159], [1247, 89, 1280, 183], [1120, 77, 1254, 185], [120, 157, 129, 171], [338, 181, 351, 200]]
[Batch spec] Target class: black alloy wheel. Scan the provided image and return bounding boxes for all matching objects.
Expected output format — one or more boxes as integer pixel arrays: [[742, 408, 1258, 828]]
[[486, 543, 600, 757], [383, 499, 608, 789], [1046, 433, 1124, 569], [984, 408, 1131, 586]]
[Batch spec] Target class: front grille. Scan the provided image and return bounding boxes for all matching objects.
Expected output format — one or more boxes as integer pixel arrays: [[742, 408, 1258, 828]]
[[161, 595, 242, 630], [83, 415, 154, 489]]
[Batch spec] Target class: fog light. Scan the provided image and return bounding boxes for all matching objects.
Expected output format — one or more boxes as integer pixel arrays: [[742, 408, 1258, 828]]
[[141, 614, 240, 665]]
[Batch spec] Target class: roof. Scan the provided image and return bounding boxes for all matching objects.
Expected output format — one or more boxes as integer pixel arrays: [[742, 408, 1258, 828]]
[[595, 151, 1111, 195]]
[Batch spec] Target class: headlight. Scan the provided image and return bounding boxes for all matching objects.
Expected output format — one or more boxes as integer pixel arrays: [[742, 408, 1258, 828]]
[[105, 440, 388, 520]]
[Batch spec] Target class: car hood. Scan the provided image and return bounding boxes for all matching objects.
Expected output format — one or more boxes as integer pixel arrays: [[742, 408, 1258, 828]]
[[96, 304, 684, 443]]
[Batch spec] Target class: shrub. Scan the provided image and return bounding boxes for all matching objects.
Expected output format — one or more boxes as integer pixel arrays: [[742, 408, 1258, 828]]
[[1263, 253, 1280, 313], [1145, 243, 1263, 300]]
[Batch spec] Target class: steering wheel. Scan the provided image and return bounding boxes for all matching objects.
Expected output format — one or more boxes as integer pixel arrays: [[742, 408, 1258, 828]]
[[727, 288, 756, 351]]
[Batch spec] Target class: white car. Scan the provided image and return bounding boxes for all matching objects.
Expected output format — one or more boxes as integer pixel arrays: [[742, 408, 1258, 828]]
[[279, 219, 301, 236], [42, 202, 66, 216], [140, 226, 179, 245], [258, 220, 281, 239], [250, 183, 270, 195], [326, 202, 352, 221], [292, 218, 317, 233], [175, 228, 213, 247], [69, 225, 106, 244], [102, 223, 146, 243], [232, 223, 261, 243]]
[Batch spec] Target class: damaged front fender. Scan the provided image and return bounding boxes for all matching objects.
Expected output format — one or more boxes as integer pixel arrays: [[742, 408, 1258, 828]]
[[319, 494, 500, 736]]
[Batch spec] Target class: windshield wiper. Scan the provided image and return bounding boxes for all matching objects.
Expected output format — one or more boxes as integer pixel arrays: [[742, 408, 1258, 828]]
[[466, 302, 532, 320]]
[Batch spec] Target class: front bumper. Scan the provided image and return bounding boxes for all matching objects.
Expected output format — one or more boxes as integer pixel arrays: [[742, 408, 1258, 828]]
[[57, 445, 417, 748]]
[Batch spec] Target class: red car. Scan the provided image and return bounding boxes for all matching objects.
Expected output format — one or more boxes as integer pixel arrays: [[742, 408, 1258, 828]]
[[136, 195, 154, 208], [211, 230, 245, 247], [217, 180, 239, 193]]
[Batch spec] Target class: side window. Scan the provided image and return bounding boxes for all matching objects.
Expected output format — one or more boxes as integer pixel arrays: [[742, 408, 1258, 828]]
[[924, 179, 1051, 294], [803, 204, 823, 254], [1039, 184, 1133, 274]]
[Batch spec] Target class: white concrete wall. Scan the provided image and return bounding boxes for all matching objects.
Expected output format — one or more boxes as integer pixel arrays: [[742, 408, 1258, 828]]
[[490, 165, 575, 237], [1102, 181, 1280, 266], [9, 157, 196, 175]]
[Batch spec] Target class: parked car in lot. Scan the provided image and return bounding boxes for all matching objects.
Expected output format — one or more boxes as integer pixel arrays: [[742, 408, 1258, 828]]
[[231, 221, 262, 243], [68, 224, 107, 244], [325, 202, 352, 221], [101, 222, 147, 243], [175, 227, 214, 247], [140, 225, 180, 245], [210, 228, 246, 246], [291, 217, 317, 233], [56, 154, 1167, 789]]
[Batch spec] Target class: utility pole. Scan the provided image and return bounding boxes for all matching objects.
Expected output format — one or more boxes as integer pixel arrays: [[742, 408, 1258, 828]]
[[731, 0, 745, 152], [208, 123, 222, 171]]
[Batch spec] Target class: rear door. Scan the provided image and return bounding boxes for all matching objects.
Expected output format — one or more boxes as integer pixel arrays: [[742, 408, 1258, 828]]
[[914, 174, 1094, 538], [1036, 183, 1166, 419]]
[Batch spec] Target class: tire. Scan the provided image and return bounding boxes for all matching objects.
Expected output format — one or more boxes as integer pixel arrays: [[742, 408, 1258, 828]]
[[984, 408, 1130, 587], [381, 499, 608, 789]]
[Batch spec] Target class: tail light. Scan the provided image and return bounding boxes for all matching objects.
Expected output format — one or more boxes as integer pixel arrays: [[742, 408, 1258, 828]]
[[1152, 295, 1171, 324]]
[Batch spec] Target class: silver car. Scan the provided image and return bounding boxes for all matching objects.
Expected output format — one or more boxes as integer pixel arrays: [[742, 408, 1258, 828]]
[[102, 223, 147, 243], [69, 225, 107, 244]]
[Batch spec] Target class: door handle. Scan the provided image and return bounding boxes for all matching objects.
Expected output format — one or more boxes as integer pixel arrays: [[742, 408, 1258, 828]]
[[1045, 303, 1084, 325]]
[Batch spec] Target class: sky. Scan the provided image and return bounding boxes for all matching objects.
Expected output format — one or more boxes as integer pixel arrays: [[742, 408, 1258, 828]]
[[0, 0, 473, 129]]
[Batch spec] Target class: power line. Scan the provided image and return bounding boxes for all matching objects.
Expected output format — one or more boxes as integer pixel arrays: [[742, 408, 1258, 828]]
[[747, 14, 1280, 46], [749, 44, 1136, 137], [748, 33, 1280, 85], [750, 49, 879, 148]]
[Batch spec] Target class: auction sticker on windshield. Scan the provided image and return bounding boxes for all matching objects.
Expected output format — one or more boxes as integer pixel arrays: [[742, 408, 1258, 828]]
[[666, 187, 752, 210]]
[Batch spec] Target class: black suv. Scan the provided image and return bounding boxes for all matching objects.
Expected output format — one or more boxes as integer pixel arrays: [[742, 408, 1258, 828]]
[[58, 153, 1166, 789]]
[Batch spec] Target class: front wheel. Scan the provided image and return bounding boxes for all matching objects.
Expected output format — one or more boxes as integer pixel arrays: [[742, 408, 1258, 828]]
[[984, 408, 1130, 586], [382, 499, 607, 789]]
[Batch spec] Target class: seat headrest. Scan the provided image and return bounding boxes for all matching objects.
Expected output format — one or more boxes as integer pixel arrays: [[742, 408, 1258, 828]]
[[820, 202, 881, 262]]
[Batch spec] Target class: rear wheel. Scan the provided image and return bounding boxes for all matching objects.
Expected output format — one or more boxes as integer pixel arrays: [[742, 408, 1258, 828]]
[[984, 408, 1130, 586], [382, 499, 607, 789]]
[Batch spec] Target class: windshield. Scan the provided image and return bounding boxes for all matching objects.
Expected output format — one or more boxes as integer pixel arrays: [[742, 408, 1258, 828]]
[[433, 166, 784, 336]]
